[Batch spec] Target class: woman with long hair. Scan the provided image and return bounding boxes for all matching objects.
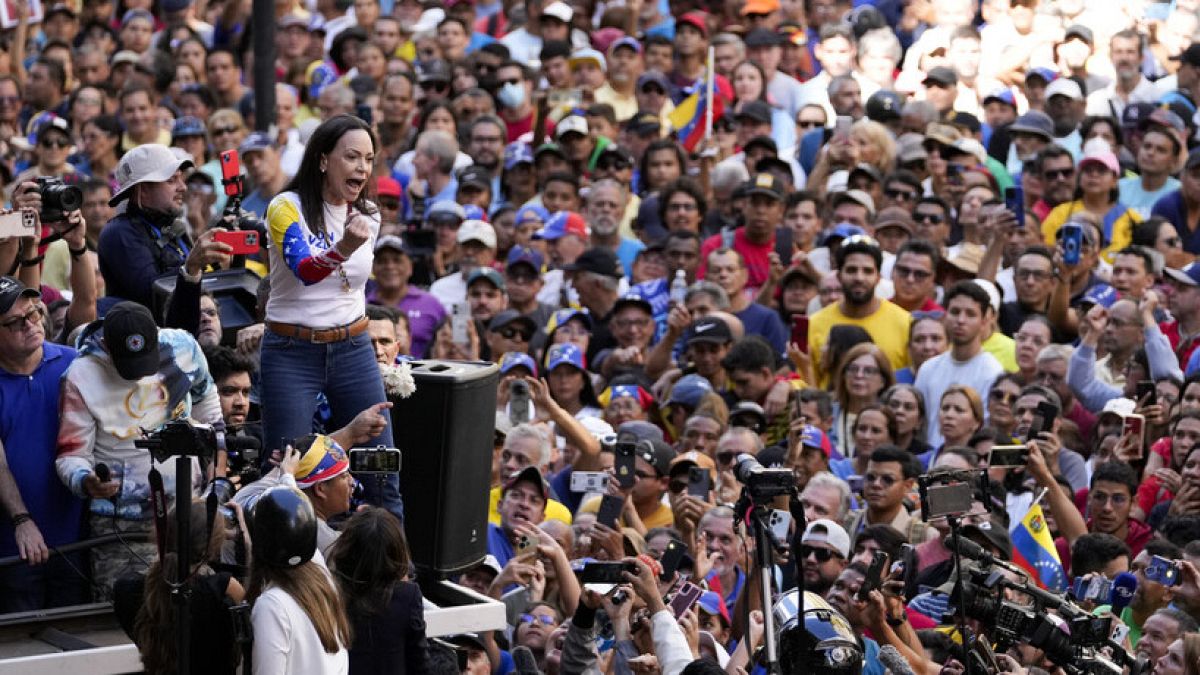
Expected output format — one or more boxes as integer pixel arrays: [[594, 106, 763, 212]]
[[1039, 148, 1140, 262], [637, 139, 686, 196], [986, 373, 1023, 442], [881, 384, 929, 458], [921, 385, 984, 468], [730, 60, 796, 151], [134, 500, 243, 675], [1155, 633, 1200, 675], [832, 343, 896, 459], [830, 403, 897, 481], [328, 508, 431, 674], [261, 115, 399, 515], [249, 486, 351, 674], [78, 114, 123, 189]]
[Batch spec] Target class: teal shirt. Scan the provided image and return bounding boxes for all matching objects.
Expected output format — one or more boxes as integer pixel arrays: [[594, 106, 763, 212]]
[[1119, 175, 1181, 220]]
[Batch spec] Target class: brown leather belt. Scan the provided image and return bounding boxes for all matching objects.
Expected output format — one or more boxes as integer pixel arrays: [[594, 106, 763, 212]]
[[267, 316, 369, 344]]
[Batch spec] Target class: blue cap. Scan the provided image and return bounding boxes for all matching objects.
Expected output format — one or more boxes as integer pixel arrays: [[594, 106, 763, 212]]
[[466, 267, 505, 290], [819, 223, 867, 246], [1078, 284, 1118, 309], [516, 203, 550, 226], [462, 204, 486, 221], [239, 131, 275, 155], [545, 343, 586, 371], [504, 141, 534, 170], [982, 87, 1017, 108], [533, 211, 589, 241], [545, 307, 592, 333], [666, 374, 713, 408], [498, 351, 538, 376], [611, 36, 642, 54], [427, 200, 466, 222], [506, 245, 544, 272], [121, 8, 154, 25], [1025, 66, 1058, 83], [171, 116, 206, 139]]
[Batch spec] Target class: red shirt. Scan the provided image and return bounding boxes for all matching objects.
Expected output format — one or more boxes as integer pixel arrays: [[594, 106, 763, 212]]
[[699, 227, 775, 296], [1159, 320, 1200, 370], [504, 112, 556, 143]]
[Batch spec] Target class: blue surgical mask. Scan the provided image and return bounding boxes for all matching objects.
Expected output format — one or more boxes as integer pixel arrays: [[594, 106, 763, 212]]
[[498, 81, 526, 109]]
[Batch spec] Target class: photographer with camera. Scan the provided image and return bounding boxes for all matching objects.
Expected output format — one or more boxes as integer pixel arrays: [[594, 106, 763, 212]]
[[55, 301, 227, 597], [5, 115, 81, 202], [96, 144, 235, 309]]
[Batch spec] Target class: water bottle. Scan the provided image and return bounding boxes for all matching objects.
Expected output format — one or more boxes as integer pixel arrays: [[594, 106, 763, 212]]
[[670, 269, 688, 306]]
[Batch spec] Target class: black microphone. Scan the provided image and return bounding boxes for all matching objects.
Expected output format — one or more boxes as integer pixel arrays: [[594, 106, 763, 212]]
[[95, 463, 111, 483]]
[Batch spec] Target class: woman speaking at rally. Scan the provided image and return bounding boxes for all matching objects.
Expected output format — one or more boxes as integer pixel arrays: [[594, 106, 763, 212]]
[[261, 115, 400, 518]]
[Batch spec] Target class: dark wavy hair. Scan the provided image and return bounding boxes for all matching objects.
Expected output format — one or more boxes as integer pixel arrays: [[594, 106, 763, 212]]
[[328, 507, 414, 617], [285, 114, 379, 239]]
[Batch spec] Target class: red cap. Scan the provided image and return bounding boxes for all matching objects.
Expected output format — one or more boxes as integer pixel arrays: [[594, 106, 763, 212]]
[[375, 176, 402, 198], [678, 11, 709, 37]]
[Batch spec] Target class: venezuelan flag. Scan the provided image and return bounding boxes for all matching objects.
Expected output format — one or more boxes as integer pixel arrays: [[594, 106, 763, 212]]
[[668, 80, 725, 152], [1009, 502, 1066, 591]]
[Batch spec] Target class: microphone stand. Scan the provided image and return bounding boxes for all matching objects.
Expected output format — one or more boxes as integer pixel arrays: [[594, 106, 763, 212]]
[[948, 514, 973, 675], [733, 490, 789, 675]]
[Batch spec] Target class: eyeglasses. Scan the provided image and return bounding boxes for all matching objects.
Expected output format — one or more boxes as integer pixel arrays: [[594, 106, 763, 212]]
[[1088, 491, 1129, 506], [212, 126, 239, 136], [666, 202, 698, 212], [498, 326, 532, 341], [39, 138, 69, 149], [797, 119, 824, 129], [421, 80, 449, 92], [885, 187, 917, 201], [519, 613, 557, 626], [846, 364, 881, 377], [1, 306, 44, 332], [914, 212, 945, 224], [0, 96, 19, 106], [989, 389, 1018, 404], [892, 264, 933, 281], [1016, 269, 1054, 281], [864, 472, 898, 487], [1043, 168, 1074, 180], [801, 545, 840, 562]]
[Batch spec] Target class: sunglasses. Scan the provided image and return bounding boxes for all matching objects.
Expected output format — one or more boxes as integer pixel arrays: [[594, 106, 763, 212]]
[[421, 80, 449, 92], [864, 472, 898, 487], [914, 212, 945, 224], [497, 326, 532, 341], [892, 264, 932, 281], [1042, 168, 1074, 180], [989, 389, 1018, 404], [39, 138, 69, 149], [885, 187, 917, 201], [0, 306, 44, 331], [801, 545, 840, 563], [797, 120, 824, 129], [212, 126, 240, 136]]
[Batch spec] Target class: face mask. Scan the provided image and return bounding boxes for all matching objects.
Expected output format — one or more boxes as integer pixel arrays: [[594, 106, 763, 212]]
[[497, 81, 526, 109]]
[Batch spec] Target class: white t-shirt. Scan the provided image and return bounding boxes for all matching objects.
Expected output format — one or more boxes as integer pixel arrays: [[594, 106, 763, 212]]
[[252, 583, 349, 675], [914, 348, 1005, 448]]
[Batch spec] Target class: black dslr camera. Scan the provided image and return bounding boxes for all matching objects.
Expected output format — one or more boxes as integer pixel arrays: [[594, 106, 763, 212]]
[[37, 176, 83, 223], [134, 419, 218, 464]]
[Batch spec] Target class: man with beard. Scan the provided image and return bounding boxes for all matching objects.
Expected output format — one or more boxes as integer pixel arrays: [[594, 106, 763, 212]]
[[465, 116, 507, 199], [999, 246, 1056, 335], [800, 519, 849, 595], [96, 145, 233, 309], [585, 179, 643, 275], [1087, 30, 1166, 120], [809, 236, 910, 387]]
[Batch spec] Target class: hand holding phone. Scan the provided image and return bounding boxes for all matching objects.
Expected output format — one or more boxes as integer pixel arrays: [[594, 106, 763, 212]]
[[791, 315, 809, 353], [213, 229, 259, 255], [219, 150, 242, 197]]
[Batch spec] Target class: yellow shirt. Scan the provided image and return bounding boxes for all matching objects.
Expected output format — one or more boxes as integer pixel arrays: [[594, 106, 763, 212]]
[[1039, 199, 1141, 264], [809, 300, 912, 388], [983, 331, 1018, 373], [593, 83, 638, 122], [121, 128, 171, 152], [487, 486, 573, 526], [578, 495, 674, 530]]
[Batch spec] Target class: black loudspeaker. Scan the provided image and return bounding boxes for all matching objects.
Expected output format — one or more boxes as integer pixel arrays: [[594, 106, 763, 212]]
[[391, 360, 498, 577]]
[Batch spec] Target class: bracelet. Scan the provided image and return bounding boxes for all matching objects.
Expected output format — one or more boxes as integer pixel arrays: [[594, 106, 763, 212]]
[[886, 612, 907, 627], [69, 244, 88, 259], [19, 255, 44, 267], [11, 512, 31, 527]]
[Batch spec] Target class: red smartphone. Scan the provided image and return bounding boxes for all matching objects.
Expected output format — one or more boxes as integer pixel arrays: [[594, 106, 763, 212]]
[[791, 315, 809, 352], [219, 150, 241, 197], [213, 230, 259, 255], [1122, 414, 1145, 459]]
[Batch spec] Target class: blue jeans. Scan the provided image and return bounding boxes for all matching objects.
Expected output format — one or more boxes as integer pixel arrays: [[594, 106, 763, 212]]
[[260, 328, 404, 521], [0, 551, 88, 613]]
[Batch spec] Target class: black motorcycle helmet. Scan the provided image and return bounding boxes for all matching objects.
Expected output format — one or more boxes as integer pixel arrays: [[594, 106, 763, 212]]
[[251, 486, 318, 568], [777, 591, 863, 675]]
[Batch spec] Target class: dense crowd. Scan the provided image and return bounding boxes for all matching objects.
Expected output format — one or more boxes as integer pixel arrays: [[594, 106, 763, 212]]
[[4, 0, 1200, 673]]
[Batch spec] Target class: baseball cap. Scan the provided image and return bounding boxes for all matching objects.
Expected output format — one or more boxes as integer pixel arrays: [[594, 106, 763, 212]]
[[498, 352, 538, 377], [545, 308, 592, 335], [1122, 102, 1157, 128], [110, 144, 195, 206], [278, 12, 307, 28], [239, 131, 275, 155], [1008, 110, 1055, 141], [744, 172, 785, 201], [1099, 397, 1136, 419], [373, 235, 409, 256], [375, 176, 402, 199], [1064, 24, 1094, 46], [1165, 261, 1200, 288], [873, 206, 914, 235], [735, 100, 773, 125], [799, 425, 833, 457], [504, 141, 534, 170], [0, 276, 39, 316], [503, 466, 550, 501], [556, 115, 589, 139], [819, 223, 867, 246], [596, 144, 635, 170], [667, 373, 714, 408], [924, 122, 961, 147], [171, 116, 206, 140], [922, 66, 957, 87], [896, 134, 928, 163], [488, 309, 536, 335], [110, 50, 139, 67], [1024, 66, 1058, 83], [634, 439, 674, 477], [1079, 148, 1120, 175], [729, 401, 768, 433], [534, 211, 589, 241], [1076, 283, 1118, 310], [121, 8, 154, 26], [744, 27, 783, 48], [1171, 43, 1200, 68], [45, 2, 76, 18], [677, 11, 708, 36], [610, 36, 642, 54], [457, 165, 492, 191], [534, 142, 568, 161], [1045, 78, 1083, 101], [686, 316, 733, 346], [457, 220, 497, 248], [506, 245, 544, 273], [545, 343, 586, 371], [865, 90, 902, 122], [565, 247, 622, 278], [962, 516, 1013, 560], [417, 59, 452, 84], [103, 301, 160, 381], [832, 189, 876, 216], [540, 0, 572, 22], [515, 203, 550, 226], [466, 267, 505, 291], [613, 289, 653, 315], [624, 110, 663, 136], [668, 451, 717, 483], [801, 519, 850, 558], [741, 0, 780, 13], [427, 200, 466, 224], [982, 87, 1017, 108], [616, 420, 664, 444], [568, 49, 606, 72], [636, 70, 670, 92]]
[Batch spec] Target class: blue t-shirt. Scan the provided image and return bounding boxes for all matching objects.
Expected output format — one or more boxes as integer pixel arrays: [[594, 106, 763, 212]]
[[487, 522, 515, 568], [0, 343, 83, 556], [615, 238, 645, 279], [1119, 176, 1181, 220], [735, 302, 788, 355]]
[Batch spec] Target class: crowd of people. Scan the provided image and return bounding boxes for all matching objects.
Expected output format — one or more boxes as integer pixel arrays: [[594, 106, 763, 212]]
[[4, 0, 1200, 673]]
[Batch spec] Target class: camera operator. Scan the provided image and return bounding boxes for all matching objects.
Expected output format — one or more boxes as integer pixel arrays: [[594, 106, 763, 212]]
[[95, 143, 234, 309], [825, 562, 933, 675], [54, 301, 227, 597], [6, 115, 81, 198]]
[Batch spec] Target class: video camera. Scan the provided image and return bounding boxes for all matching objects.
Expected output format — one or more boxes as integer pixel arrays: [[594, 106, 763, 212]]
[[951, 543, 1147, 675], [733, 454, 797, 501], [224, 434, 262, 485], [917, 468, 991, 521], [134, 419, 219, 464]]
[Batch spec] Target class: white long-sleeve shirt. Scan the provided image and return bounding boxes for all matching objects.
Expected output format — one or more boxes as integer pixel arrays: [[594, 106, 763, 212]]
[[252, 560, 349, 675]]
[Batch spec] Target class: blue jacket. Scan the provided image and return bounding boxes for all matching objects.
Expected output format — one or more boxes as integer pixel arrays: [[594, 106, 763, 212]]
[[1151, 190, 1200, 253], [96, 206, 191, 308]]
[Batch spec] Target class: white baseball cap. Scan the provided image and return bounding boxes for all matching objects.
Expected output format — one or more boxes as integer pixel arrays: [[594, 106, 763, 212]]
[[110, 143, 195, 206], [1045, 78, 1083, 101], [457, 219, 497, 248], [802, 519, 850, 558], [541, 1, 573, 22]]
